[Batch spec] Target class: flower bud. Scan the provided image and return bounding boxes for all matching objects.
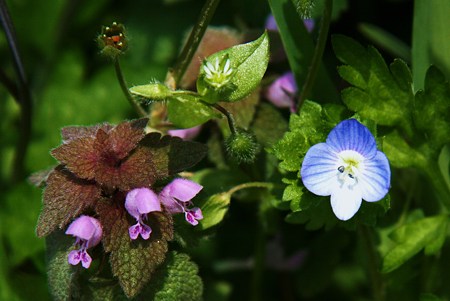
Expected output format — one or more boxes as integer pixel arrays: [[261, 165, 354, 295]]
[[225, 129, 259, 163], [97, 22, 128, 59], [129, 82, 173, 102]]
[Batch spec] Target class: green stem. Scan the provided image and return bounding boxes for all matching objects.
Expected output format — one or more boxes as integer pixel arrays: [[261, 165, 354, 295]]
[[211, 103, 237, 135], [359, 225, 385, 301], [114, 58, 147, 117], [0, 0, 33, 183], [296, 0, 332, 113], [172, 0, 221, 86], [228, 182, 273, 196]]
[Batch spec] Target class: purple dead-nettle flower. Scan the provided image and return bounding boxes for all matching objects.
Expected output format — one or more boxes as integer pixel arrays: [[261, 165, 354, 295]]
[[66, 215, 102, 269], [265, 72, 298, 112], [125, 188, 161, 240], [159, 178, 203, 226], [301, 119, 391, 221]]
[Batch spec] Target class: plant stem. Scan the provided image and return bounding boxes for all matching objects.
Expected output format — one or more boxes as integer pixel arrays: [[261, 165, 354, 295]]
[[359, 225, 385, 301], [212, 103, 237, 135], [228, 182, 273, 196], [172, 0, 221, 86], [0, 0, 33, 182], [296, 0, 332, 113], [114, 58, 147, 117]]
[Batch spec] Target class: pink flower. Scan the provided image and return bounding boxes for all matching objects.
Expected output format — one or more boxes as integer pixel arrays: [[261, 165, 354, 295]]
[[66, 215, 102, 268], [159, 178, 203, 226], [265, 72, 298, 112], [168, 125, 202, 140], [125, 188, 161, 240]]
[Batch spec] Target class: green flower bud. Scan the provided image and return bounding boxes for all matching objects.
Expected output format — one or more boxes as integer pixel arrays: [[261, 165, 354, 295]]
[[225, 129, 259, 163], [97, 22, 128, 59]]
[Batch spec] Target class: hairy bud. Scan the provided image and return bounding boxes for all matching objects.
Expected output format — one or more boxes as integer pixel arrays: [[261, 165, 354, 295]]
[[97, 22, 128, 59], [225, 129, 259, 163]]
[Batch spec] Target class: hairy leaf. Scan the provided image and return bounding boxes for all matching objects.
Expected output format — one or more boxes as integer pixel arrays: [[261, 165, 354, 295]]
[[37, 167, 101, 237], [96, 201, 174, 298], [167, 94, 220, 128], [142, 252, 203, 301]]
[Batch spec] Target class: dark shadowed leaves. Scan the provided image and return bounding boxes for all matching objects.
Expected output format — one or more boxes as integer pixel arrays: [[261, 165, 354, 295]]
[[37, 167, 101, 237]]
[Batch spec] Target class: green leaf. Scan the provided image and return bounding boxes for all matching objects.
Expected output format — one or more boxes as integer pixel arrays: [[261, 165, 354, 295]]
[[272, 101, 334, 172], [383, 130, 427, 169], [197, 32, 270, 102], [412, 0, 450, 91], [142, 252, 203, 301], [198, 192, 231, 230], [420, 293, 443, 301], [268, 0, 339, 102], [167, 94, 220, 128], [46, 231, 81, 300], [251, 103, 288, 147], [96, 201, 173, 298], [381, 215, 448, 273], [414, 66, 450, 152], [332, 35, 414, 134]]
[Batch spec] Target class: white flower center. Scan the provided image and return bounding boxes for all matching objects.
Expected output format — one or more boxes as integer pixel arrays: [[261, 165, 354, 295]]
[[203, 57, 233, 88], [336, 150, 365, 188]]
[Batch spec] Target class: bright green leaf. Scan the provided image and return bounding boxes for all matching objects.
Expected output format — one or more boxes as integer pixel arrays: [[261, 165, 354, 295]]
[[197, 32, 269, 102], [381, 215, 448, 273], [383, 130, 427, 169], [167, 94, 220, 128], [333, 35, 414, 135]]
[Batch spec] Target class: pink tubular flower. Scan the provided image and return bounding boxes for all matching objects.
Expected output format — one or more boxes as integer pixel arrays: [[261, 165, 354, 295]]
[[65, 215, 102, 269], [265, 72, 298, 112], [125, 188, 161, 240], [159, 178, 203, 226]]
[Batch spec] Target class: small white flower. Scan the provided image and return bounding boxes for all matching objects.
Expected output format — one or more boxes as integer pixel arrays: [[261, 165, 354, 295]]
[[300, 119, 391, 221], [203, 56, 233, 89]]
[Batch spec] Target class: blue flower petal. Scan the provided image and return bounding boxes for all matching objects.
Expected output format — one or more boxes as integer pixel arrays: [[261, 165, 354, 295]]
[[326, 119, 377, 159], [330, 183, 362, 220], [359, 151, 391, 202], [301, 143, 339, 196]]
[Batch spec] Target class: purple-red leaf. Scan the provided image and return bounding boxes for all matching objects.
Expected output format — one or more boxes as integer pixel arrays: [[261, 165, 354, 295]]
[[36, 167, 101, 237]]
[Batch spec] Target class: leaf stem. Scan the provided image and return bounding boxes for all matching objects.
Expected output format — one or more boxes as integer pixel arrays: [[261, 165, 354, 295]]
[[359, 225, 385, 301], [228, 182, 273, 196], [114, 58, 147, 117], [211, 103, 237, 135], [296, 0, 332, 113], [172, 0, 221, 86], [0, 0, 33, 182]]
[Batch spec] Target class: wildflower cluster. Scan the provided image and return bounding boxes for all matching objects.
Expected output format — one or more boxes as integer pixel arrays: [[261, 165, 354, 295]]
[[36, 118, 206, 297]]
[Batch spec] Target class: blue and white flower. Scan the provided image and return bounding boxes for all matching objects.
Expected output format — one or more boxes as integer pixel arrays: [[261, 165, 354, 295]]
[[300, 119, 391, 221]]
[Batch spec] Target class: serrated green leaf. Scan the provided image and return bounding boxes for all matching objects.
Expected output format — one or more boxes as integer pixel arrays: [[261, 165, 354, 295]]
[[332, 35, 414, 134], [272, 101, 331, 172], [414, 66, 450, 152], [167, 95, 220, 128], [197, 32, 269, 102], [381, 215, 448, 273], [142, 252, 203, 301]]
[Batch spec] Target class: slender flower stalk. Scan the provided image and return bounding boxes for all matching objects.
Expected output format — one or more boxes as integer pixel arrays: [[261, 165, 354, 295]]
[[297, 0, 332, 113], [172, 0, 221, 86]]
